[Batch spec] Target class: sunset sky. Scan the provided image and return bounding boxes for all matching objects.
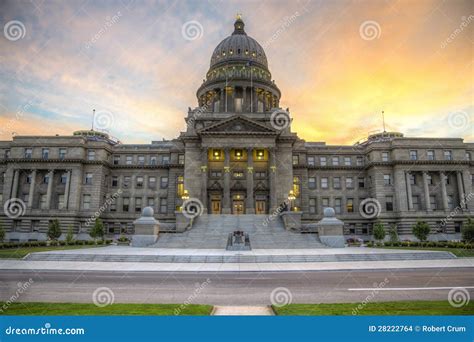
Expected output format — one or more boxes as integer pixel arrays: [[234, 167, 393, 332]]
[[0, 0, 472, 144]]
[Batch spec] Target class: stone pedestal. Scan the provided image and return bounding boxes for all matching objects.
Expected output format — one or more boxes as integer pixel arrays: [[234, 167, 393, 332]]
[[132, 207, 160, 247], [175, 211, 193, 232], [316, 207, 345, 248], [281, 211, 302, 231]]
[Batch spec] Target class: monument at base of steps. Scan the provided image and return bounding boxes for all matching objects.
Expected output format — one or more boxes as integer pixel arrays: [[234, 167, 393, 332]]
[[132, 207, 160, 247], [315, 207, 345, 248]]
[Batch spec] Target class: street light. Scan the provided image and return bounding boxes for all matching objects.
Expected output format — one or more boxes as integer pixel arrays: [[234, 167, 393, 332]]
[[287, 190, 296, 212]]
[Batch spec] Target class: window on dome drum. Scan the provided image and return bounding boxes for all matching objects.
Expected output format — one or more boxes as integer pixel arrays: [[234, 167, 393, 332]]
[[234, 149, 243, 160], [256, 149, 265, 160], [427, 150, 435, 160]]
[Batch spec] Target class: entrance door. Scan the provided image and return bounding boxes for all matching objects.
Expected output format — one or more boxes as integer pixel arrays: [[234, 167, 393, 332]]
[[256, 200, 266, 214], [211, 200, 221, 214], [232, 201, 244, 215]]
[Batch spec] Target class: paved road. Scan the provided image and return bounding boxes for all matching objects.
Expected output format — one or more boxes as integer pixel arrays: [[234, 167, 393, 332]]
[[0, 268, 473, 306]]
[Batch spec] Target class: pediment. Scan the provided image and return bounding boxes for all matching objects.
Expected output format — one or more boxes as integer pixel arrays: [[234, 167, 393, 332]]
[[198, 116, 276, 135]]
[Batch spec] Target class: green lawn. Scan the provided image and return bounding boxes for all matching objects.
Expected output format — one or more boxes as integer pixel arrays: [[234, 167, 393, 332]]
[[0, 245, 103, 259], [273, 301, 474, 315], [0, 302, 213, 315], [374, 246, 474, 258]]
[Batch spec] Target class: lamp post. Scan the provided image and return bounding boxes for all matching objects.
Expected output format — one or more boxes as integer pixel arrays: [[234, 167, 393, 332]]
[[287, 190, 296, 212]]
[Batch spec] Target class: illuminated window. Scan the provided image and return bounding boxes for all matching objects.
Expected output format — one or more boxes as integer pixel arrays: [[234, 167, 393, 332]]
[[346, 198, 354, 213], [256, 149, 264, 160], [293, 176, 300, 197], [234, 149, 243, 160], [233, 171, 244, 178], [212, 149, 222, 160], [177, 176, 184, 197]]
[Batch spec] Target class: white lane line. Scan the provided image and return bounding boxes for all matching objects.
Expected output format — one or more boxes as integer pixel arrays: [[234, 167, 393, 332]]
[[348, 286, 474, 291]]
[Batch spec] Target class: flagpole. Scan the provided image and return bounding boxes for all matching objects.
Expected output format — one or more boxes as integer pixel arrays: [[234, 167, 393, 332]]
[[225, 66, 228, 113], [250, 65, 253, 113]]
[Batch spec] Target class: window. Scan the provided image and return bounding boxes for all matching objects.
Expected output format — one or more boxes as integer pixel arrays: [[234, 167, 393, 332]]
[[58, 195, 65, 210], [427, 150, 435, 160], [162, 155, 170, 165], [292, 155, 299, 165], [234, 149, 243, 160], [426, 174, 433, 185], [348, 224, 356, 234], [26, 174, 32, 184], [149, 176, 156, 188], [83, 194, 91, 210], [122, 197, 130, 212], [147, 197, 155, 208], [332, 157, 339, 166], [110, 201, 116, 212], [256, 150, 265, 160], [308, 177, 316, 189], [344, 157, 351, 166], [356, 156, 363, 166], [150, 156, 157, 165], [135, 198, 142, 212], [41, 148, 49, 159], [409, 150, 417, 160], [160, 198, 168, 214], [334, 198, 342, 214], [345, 177, 353, 189], [25, 148, 32, 159], [60, 173, 68, 184], [126, 156, 133, 165], [454, 222, 462, 233], [4, 150, 10, 159], [40, 195, 47, 209], [320, 157, 327, 166], [385, 196, 393, 211], [138, 156, 145, 165], [333, 177, 341, 189], [466, 152, 471, 161], [255, 171, 266, 179], [309, 198, 316, 214], [211, 149, 222, 160], [321, 177, 328, 189], [178, 154, 185, 165], [383, 174, 392, 186], [412, 195, 420, 210], [444, 150, 452, 160], [410, 174, 416, 185], [85, 173, 93, 185], [358, 177, 365, 188], [233, 171, 244, 178], [346, 198, 354, 213], [123, 176, 131, 188], [430, 195, 437, 210], [59, 148, 67, 160], [113, 155, 120, 165], [160, 176, 169, 188], [136, 176, 144, 188], [307, 156, 315, 166], [210, 170, 222, 178], [31, 220, 40, 232], [111, 176, 118, 187], [87, 150, 96, 161], [43, 174, 50, 184], [322, 198, 329, 210], [381, 152, 389, 162]]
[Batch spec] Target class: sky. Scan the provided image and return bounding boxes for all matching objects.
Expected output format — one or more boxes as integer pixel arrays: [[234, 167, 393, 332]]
[[0, 0, 472, 145]]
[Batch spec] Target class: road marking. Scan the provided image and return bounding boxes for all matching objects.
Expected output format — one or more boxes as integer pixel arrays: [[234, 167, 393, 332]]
[[348, 286, 474, 291]]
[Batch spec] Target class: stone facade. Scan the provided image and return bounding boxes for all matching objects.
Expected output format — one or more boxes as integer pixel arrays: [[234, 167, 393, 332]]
[[0, 17, 473, 241]]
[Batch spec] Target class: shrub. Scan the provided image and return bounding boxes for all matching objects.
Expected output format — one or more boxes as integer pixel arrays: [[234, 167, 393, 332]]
[[89, 219, 104, 241], [0, 223, 5, 242], [461, 218, 474, 243], [412, 221, 431, 242], [388, 224, 399, 243], [373, 221, 386, 242], [65, 225, 74, 245], [47, 219, 62, 241]]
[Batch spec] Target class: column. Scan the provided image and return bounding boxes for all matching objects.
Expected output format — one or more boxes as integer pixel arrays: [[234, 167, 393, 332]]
[[422, 172, 431, 211], [27, 170, 36, 208], [440, 172, 449, 211], [243, 86, 248, 112], [11, 169, 19, 199], [462, 170, 473, 211], [64, 170, 71, 209], [222, 148, 231, 214], [246, 148, 255, 214], [201, 148, 208, 213], [405, 171, 413, 210], [45, 170, 54, 209], [220, 88, 225, 112], [269, 148, 277, 212], [457, 171, 466, 209]]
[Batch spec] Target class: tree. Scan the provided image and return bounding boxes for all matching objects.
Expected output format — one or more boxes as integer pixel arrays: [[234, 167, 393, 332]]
[[461, 218, 474, 243], [0, 223, 5, 242], [47, 219, 62, 241], [412, 221, 431, 242], [388, 224, 399, 243], [89, 218, 104, 241], [65, 225, 74, 245], [373, 221, 386, 242]]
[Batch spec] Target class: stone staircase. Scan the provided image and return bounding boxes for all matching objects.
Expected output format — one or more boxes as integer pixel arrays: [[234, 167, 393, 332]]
[[153, 214, 326, 249]]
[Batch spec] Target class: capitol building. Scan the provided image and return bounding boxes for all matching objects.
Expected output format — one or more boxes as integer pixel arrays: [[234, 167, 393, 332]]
[[1, 17, 473, 243]]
